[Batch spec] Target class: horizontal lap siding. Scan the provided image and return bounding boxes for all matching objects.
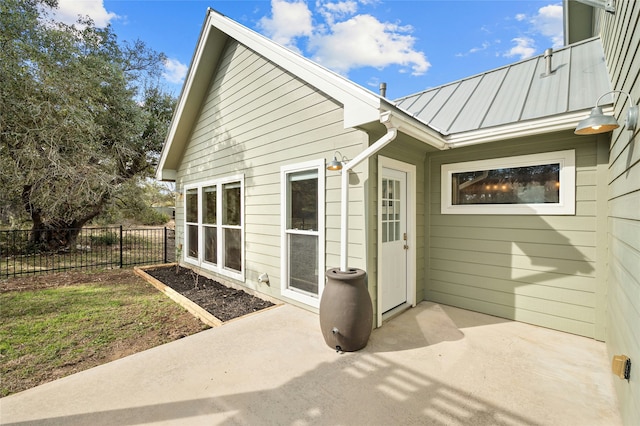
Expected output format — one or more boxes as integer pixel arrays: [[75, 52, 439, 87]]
[[601, 1, 640, 423], [175, 40, 368, 307], [426, 134, 605, 338]]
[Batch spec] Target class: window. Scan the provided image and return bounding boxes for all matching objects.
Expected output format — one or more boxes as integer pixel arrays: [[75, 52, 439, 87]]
[[183, 175, 244, 280], [441, 150, 575, 215], [381, 177, 401, 243], [281, 160, 325, 307], [185, 188, 199, 259]]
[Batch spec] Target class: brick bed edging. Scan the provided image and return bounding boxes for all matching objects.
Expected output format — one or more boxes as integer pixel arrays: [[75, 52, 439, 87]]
[[134, 264, 282, 328]]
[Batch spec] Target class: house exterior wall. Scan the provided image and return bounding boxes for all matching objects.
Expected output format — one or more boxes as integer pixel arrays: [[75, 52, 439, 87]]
[[174, 39, 369, 310], [600, 1, 640, 423], [424, 132, 608, 339]]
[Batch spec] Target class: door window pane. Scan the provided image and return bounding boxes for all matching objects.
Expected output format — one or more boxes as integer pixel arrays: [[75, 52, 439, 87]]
[[288, 171, 318, 231], [288, 233, 318, 295], [382, 178, 401, 242]]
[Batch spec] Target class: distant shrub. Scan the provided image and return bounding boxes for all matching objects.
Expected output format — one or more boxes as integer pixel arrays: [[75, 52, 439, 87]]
[[90, 232, 119, 246], [135, 208, 169, 226]]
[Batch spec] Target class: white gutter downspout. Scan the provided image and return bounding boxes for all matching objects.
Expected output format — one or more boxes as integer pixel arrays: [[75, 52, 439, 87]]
[[338, 110, 448, 271], [339, 113, 398, 272]]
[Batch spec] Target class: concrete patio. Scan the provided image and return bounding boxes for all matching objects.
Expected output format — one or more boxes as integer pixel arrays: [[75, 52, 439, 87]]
[[0, 302, 621, 425]]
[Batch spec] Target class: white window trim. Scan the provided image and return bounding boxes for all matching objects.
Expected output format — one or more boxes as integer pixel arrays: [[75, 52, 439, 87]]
[[441, 150, 575, 215], [183, 174, 245, 281], [280, 160, 325, 308]]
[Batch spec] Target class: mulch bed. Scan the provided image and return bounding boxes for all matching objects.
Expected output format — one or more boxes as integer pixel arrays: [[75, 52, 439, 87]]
[[144, 265, 274, 322]]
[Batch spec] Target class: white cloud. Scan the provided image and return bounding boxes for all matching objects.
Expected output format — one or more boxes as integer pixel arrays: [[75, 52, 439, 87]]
[[316, 0, 358, 25], [530, 4, 564, 48], [162, 58, 188, 85], [457, 41, 491, 57], [257, 0, 429, 77], [505, 37, 536, 60], [48, 0, 118, 27], [258, 0, 313, 50], [310, 14, 429, 76]]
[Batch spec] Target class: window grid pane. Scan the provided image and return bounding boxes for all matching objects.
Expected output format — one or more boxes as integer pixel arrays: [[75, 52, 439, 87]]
[[204, 186, 216, 224], [223, 182, 241, 226], [224, 228, 241, 271], [288, 171, 318, 231], [187, 224, 198, 258], [186, 189, 198, 223], [204, 225, 217, 265], [288, 233, 318, 296], [381, 178, 401, 242]]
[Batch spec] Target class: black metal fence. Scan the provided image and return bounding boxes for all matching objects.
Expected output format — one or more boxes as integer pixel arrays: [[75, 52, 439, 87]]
[[0, 226, 176, 279]]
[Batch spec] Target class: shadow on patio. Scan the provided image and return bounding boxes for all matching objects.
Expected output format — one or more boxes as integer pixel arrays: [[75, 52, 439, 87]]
[[0, 303, 621, 426]]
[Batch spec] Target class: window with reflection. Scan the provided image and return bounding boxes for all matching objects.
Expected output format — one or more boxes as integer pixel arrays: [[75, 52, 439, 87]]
[[281, 161, 325, 307], [183, 176, 244, 279], [185, 188, 198, 259], [441, 150, 575, 215], [452, 164, 560, 205]]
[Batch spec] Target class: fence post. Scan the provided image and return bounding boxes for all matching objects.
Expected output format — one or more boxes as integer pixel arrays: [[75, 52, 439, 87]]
[[119, 225, 123, 268], [163, 227, 168, 263]]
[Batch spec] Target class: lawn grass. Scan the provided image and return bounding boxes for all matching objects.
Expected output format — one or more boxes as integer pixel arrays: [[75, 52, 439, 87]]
[[0, 270, 209, 397]]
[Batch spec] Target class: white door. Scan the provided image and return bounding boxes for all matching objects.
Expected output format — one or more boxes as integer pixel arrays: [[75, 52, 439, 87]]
[[380, 167, 408, 313]]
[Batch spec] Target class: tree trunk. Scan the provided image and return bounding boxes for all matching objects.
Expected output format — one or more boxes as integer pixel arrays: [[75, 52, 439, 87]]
[[23, 185, 106, 252]]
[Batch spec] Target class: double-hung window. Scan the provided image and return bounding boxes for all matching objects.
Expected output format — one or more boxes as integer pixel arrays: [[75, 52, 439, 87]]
[[281, 160, 325, 307], [184, 175, 244, 280]]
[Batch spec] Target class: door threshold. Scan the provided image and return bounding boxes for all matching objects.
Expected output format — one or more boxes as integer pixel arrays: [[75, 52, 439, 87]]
[[382, 302, 411, 323]]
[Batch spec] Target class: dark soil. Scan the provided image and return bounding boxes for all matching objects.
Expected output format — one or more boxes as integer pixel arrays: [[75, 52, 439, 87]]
[[145, 266, 274, 322]]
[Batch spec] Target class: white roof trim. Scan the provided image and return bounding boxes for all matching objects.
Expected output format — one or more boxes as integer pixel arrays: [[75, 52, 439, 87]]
[[444, 107, 613, 147]]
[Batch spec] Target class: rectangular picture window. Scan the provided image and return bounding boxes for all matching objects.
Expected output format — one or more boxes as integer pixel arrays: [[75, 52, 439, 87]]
[[441, 150, 575, 215], [451, 164, 560, 205]]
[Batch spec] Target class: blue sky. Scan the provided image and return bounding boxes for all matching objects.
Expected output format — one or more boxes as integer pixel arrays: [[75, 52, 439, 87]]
[[47, 0, 564, 99]]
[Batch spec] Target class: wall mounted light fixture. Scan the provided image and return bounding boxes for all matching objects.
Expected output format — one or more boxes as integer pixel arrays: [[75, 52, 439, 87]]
[[575, 90, 638, 135], [327, 151, 348, 171]]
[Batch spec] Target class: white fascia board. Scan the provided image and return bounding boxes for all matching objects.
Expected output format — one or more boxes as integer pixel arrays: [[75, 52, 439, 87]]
[[156, 9, 226, 180], [444, 107, 613, 147], [381, 110, 448, 150], [208, 11, 381, 128]]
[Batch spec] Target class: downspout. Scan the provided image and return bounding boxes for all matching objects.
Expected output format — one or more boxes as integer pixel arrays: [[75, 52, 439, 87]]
[[339, 111, 398, 272]]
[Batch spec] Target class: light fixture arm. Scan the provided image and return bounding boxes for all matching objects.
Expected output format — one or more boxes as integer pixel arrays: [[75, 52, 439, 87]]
[[574, 0, 616, 14], [575, 89, 638, 135], [597, 90, 638, 131]]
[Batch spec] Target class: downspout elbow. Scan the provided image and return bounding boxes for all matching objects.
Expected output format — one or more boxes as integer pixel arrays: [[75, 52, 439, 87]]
[[339, 124, 398, 272]]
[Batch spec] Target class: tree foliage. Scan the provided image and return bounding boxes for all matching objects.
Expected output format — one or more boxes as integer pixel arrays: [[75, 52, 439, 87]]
[[0, 0, 175, 248]]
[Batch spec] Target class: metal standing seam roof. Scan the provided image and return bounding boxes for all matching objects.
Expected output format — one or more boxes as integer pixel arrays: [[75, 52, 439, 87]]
[[393, 37, 612, 136]]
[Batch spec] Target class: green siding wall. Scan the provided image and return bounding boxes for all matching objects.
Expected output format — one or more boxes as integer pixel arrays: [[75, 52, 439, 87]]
[[174, 39, 369, 309], [425, 133, 608, 338], [600, 1, 640, 423]]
